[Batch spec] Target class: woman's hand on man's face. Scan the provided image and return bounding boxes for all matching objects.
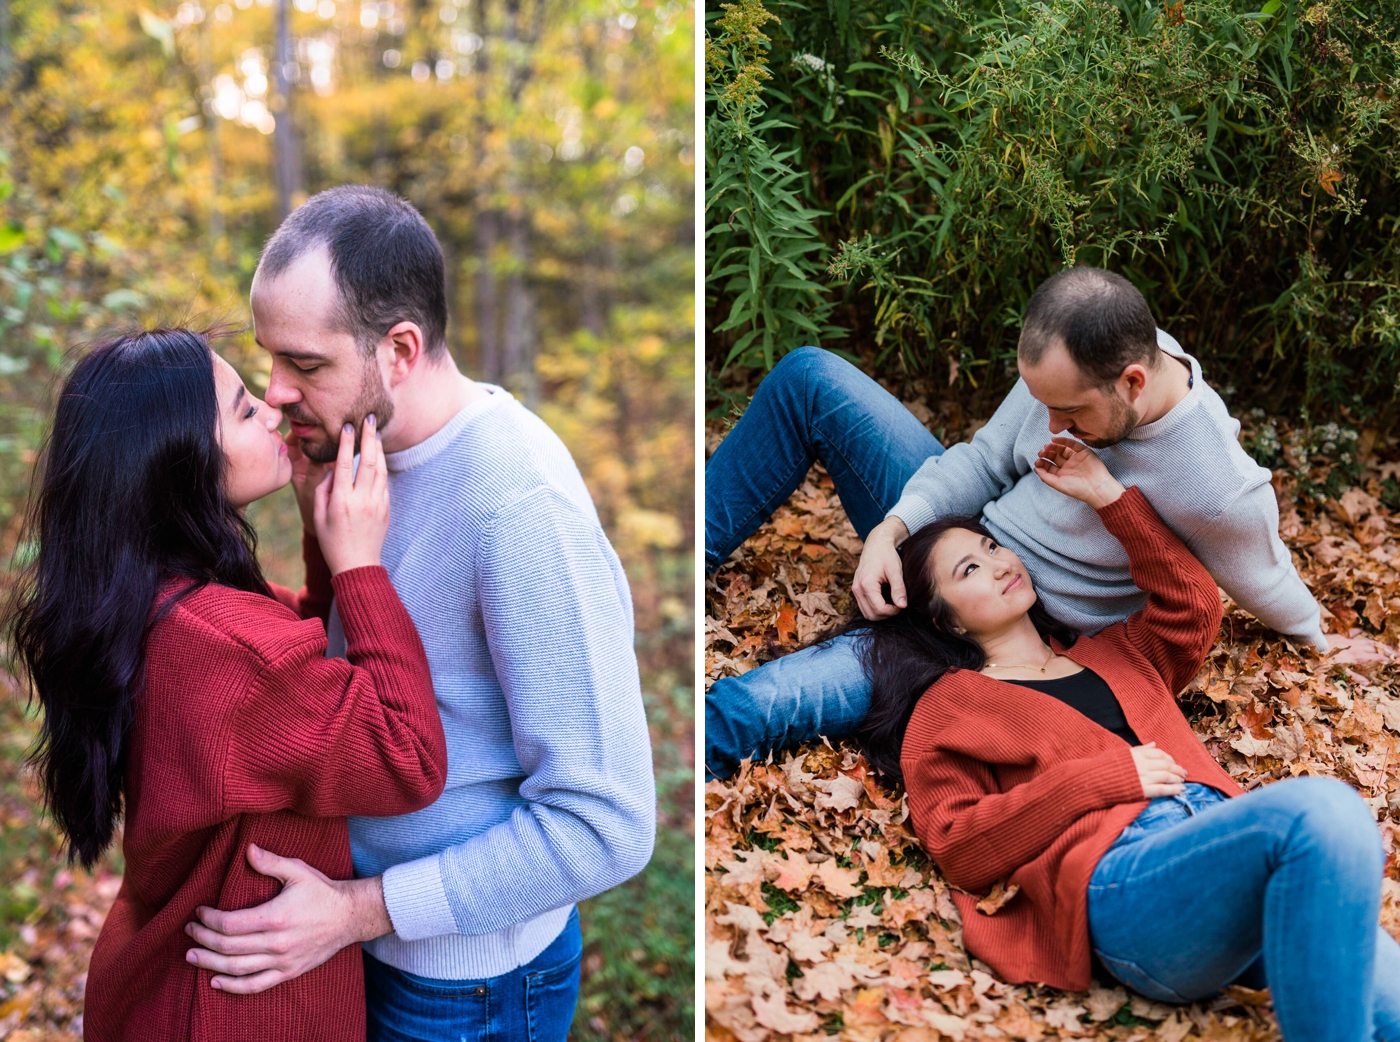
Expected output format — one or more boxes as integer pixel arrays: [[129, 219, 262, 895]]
[[1033, 437, 1126, 510], [313, 414, 390, 575]]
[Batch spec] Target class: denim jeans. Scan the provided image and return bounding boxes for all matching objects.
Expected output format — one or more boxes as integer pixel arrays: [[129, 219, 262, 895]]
[[363, 908, 582, 1042], [1089, 778, 1400, 1041], [705, 346, 944, 778]]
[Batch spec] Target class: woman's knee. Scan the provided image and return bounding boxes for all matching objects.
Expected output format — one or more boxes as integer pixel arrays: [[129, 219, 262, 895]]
[[1278, 776, 1383, 871]]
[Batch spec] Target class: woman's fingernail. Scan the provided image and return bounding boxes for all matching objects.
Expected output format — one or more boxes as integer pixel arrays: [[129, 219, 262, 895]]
[[343, 423, 353, 434], [211, 979, 221, 990], [367, 413, 377, 426], [187, 950, 198, 963]]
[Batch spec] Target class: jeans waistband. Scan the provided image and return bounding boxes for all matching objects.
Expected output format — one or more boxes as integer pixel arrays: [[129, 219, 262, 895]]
[[1119, 781, 1227, 839]]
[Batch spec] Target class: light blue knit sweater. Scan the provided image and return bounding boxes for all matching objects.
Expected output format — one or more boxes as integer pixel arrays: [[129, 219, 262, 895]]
[[324, 386, 656, 980], [888, 330, 1326, 649]]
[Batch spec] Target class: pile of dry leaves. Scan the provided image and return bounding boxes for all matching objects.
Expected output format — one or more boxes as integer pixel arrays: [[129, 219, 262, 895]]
[[704, 409, 1400, 1042]]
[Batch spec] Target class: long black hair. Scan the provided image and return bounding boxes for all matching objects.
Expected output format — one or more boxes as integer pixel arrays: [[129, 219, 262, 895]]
[[8, 329, 271, 867], [844, 518, 1077, 784]]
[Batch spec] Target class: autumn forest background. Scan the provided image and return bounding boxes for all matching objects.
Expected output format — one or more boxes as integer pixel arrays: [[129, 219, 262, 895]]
[[0, 0, 694, 1038]]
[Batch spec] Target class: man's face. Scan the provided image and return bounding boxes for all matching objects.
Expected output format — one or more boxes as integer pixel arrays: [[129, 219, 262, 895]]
[[1018, 339, 1138, 448], [251, 245, 393, 463]]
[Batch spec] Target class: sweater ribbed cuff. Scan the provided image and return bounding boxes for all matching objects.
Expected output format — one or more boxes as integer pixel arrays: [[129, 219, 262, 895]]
[[329, 566, 409, 635], [383, 852, 460, 942], [888, 492, 939, 536], [1082, 744, 1147, 809]]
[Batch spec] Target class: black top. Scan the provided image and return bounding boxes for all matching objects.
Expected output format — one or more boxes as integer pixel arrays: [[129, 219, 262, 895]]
[[1005, 667, 1141, 746]]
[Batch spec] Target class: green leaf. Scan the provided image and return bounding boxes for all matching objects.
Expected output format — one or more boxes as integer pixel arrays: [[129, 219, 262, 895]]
[[0, 224, 24, 255]]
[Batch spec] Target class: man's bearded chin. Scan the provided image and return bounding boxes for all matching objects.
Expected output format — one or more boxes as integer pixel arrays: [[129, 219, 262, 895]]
[[288, 379, 395, 464], [1073, 391, 1138, 449]]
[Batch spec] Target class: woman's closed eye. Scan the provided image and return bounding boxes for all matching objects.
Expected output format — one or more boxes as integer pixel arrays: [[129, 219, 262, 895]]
[[243, 403, 258, 420]]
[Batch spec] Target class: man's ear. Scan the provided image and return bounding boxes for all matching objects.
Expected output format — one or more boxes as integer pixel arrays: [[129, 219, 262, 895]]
[[1117, 362, 1150, 405], [380, 321, 426, 386]]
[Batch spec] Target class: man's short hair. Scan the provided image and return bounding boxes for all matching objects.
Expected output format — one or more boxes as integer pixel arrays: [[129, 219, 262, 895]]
[[256, 185, 448, 358], [1017, 267, 1159, 385]]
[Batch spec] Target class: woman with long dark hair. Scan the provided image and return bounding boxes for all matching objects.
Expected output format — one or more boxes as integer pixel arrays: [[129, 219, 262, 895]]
[[8, 329, 448, 1041], [853, 436, 1400, 1040]]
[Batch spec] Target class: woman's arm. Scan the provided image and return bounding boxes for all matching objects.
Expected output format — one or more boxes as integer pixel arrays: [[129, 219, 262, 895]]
[[1035, 439, 1222, 691], [222, 565, 447, 819], [904, 739, 1142, 893]]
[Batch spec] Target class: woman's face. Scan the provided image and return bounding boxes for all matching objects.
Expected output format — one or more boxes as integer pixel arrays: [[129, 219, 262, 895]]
[[213, 352, 292, 509], [926, 528, 1038, 640]]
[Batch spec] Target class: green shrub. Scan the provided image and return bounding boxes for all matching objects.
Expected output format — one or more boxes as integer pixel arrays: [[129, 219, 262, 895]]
[[705, 0, 1400, 423]]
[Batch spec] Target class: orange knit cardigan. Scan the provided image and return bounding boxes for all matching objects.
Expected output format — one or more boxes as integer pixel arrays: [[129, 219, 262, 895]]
[[901, 486, 1243, 989]]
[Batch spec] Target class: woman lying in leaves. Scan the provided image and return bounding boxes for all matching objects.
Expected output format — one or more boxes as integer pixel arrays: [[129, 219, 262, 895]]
[[852, 436, 1400, 1040], [8, 330, 448, 1041]]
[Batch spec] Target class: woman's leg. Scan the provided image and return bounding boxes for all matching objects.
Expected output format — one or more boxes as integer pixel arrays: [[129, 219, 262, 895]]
[[1088, 776, 1384, 1042], [1375, 926, 1400, 1042], [705, 346, 944, 572]]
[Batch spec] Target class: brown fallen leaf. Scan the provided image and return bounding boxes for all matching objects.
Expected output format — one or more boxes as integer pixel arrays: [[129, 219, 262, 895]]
[[975, 880, 1021, 916]]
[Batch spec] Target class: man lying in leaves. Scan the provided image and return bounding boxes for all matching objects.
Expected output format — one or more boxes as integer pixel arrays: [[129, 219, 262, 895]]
[[704, 267, 1328, 779], [873, 435, 1399, 1035]]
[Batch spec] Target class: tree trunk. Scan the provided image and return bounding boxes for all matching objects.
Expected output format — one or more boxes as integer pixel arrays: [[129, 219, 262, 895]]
[[272, 0, 303, 221], [503, 209, 536, 405], [475, 207, 500, 382]]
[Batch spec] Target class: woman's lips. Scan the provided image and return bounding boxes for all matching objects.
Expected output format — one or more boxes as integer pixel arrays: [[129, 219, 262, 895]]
[[1003, 574, 1023, 594]]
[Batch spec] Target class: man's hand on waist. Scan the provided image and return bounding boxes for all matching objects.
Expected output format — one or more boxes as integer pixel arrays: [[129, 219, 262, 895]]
[[853, 516, 910, 620], [184, 843, 392, 994]]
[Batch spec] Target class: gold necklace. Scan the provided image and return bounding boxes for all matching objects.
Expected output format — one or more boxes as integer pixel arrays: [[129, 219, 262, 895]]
[[985, 644, 1054, 674]]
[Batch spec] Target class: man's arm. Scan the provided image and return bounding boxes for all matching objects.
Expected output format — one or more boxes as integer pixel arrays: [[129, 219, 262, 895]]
[[1186, 482, 1328, 651], [382, 488, 654, 939], [854, 381, 1037, 618]]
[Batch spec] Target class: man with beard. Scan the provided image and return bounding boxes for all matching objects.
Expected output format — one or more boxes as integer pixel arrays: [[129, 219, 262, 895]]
[[705, 266, 1328, 778], [183, 185, 655, 1041]]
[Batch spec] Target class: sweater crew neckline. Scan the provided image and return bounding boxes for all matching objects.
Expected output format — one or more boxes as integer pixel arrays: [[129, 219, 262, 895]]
[[384, 384, 510, 474], [1125, 331, 1203, 443]]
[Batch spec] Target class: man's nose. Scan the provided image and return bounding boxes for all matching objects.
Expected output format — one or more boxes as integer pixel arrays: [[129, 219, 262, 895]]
[[1047, 413, 1072, 434], [264, 371, 298, 408]]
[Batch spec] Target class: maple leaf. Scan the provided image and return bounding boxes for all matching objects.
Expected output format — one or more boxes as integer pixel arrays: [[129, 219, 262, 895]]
[[1319, 166, 1344, 196], [845, 902, 883, 931], [975, 880, 1021, 915], [1041, 1002, 1088, 1033], [1084, 984, 1128, 1021], [792, 960, 854, 1002], [784, 928, 833, 963], [765, 852, 816, 893], [751, 979, 821, 1034], [813, 773, 864, 812], [815, 859, 865, 899], [927, 969, 969, 990], [1229, 733, 1276, 758]]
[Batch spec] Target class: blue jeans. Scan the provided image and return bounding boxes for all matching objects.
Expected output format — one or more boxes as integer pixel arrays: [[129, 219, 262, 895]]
[[705, 346, 945, 779], [1089, 778, 1400, 1041], [364, 908, 582, 1042]]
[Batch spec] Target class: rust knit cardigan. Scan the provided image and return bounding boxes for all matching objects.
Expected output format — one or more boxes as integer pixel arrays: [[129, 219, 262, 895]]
[[900, 486, 1244, 990], [84, 533, 449, 1042]]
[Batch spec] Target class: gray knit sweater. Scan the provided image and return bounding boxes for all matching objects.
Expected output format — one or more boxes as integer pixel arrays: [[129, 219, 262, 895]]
[[325, 387, 656, 980], [888, 331, 1326, 649]]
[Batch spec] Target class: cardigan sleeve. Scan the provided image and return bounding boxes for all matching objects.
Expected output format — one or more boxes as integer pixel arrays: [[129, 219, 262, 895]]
[[266, 530, 335, 625], [1098, 486, 1224, 694], [904, 735, 1142, 892], [222, 566, 448, 819]]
